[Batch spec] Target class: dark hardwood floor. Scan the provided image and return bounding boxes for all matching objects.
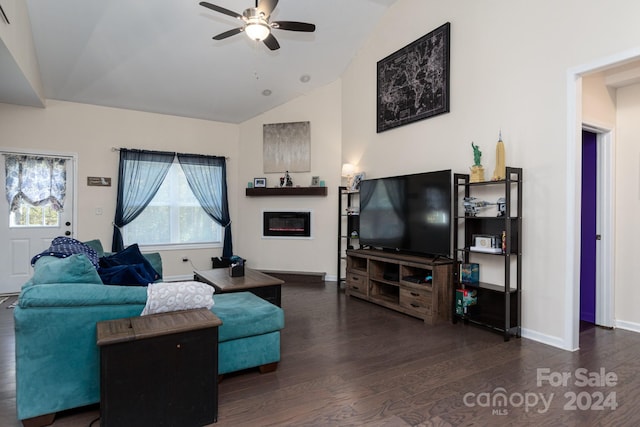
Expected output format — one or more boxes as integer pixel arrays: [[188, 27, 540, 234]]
[[2, 283, 640, 426]]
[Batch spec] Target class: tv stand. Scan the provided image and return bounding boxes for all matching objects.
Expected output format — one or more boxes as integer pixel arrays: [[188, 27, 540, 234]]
[[345, 249, 453, 325]]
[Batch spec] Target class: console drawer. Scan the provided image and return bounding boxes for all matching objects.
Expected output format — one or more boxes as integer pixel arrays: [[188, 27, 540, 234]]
[[346, 271, 368, 298], [399, 287, 432, 315]]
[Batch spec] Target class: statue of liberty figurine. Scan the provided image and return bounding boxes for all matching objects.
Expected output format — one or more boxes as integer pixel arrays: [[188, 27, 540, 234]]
[[470, 142, 485, 182]]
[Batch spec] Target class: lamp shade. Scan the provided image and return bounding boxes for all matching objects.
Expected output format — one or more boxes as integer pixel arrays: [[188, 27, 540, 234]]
[[245, 22, 270, 41], [341, 163, 355, 177]]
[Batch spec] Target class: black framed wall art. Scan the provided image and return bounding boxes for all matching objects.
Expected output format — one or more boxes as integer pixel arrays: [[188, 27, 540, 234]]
[[377, 22, 450, 133]]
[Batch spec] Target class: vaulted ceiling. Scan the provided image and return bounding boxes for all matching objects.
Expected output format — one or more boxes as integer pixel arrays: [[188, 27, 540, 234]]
[[4, 0, 397, 123]]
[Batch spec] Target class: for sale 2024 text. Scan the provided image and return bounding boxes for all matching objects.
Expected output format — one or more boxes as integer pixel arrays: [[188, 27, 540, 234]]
[[537, 367, 618, 411]]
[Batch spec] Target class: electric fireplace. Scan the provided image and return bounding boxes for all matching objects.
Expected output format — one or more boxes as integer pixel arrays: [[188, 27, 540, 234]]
[[263, 211, 311, 238]]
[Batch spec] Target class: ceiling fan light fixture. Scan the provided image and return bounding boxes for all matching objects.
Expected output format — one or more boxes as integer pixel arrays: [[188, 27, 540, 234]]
[[245, 21, 270, 41], [200, 1, 315, 50]]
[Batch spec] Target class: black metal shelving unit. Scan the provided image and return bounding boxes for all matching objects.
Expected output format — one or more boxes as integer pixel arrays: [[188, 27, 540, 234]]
[[337, 186, 359, 289], [452, 167, 522, 341]]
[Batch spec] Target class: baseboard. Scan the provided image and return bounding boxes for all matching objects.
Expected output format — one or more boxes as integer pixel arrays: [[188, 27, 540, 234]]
[[258, 270, 325, 283], [615, 319, 640, 333], [520, 327, 572, 351], [324, 274, 338, 282]]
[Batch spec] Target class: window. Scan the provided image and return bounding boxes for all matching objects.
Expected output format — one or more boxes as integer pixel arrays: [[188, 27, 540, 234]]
[[10, 204, 59, 227], [124, 161, 222, 247]]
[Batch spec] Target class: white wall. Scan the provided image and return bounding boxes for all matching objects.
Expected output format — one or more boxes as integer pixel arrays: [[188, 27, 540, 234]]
[[583, 73, 617, 128], [341, 0, 640, 348], [236, 80, 342, 277], [0, 100, 238, 279], [615, 83, 640, 328], [0, 0, 44, 104]]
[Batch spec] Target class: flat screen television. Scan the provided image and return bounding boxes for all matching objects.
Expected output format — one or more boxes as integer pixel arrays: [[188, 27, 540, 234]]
[[358, 169, 452, 258]]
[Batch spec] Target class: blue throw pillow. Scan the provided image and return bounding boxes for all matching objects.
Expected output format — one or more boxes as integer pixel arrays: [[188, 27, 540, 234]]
[[31, 254, 103, 285], [98, 264, 157, 286], [99, 244, 160, 284]]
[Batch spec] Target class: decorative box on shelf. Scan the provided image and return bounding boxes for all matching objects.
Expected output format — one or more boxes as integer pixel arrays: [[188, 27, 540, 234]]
[[460, 263, 479, 285]]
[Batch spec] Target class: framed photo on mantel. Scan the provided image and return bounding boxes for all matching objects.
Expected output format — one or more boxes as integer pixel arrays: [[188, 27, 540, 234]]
[[376, 22, 450, 133]]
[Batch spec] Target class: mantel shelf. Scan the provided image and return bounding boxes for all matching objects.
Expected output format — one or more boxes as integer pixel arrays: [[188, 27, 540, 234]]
[[246, 187, 328, 197]]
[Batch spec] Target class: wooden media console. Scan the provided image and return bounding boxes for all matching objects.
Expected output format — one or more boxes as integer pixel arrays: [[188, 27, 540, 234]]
[[345, 249, 453, 325]]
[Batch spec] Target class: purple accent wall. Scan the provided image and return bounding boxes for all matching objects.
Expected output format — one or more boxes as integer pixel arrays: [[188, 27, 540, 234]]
[[580, 130, 597, 323]]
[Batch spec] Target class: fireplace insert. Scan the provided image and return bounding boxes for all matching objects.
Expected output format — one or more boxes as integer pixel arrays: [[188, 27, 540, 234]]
[[263, 211, 311, 237]]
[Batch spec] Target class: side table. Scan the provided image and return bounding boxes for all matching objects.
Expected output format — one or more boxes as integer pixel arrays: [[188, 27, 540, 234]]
[[97, 308, 222, 427]]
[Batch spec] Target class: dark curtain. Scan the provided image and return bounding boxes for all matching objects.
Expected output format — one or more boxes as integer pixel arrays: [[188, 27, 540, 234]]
[[112, 149, 175, 252], [177, 153, 233, 257]]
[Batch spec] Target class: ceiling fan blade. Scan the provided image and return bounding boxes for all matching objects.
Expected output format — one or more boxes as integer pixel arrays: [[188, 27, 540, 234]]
[[263, 33, 280, 51], [199, 2, 243, 20], [212, 27, 244, 40], [257, 0, 278, 18], [258, 0, 278, 18], [271, 21, 316, 32]]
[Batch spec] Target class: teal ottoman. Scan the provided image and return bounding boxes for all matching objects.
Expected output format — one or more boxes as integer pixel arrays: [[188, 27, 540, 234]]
[[211, 292, 285, 375]]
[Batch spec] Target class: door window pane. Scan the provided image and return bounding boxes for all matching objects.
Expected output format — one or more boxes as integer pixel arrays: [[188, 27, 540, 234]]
[[10, 202, 60, 227]]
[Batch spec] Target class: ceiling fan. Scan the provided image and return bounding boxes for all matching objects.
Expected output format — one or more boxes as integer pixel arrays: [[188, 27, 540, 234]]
[[199, 0, 316, 51]]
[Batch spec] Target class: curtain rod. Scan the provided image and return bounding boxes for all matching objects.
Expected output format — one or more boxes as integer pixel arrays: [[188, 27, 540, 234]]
[[111, 147, 229, 159], [1, 149, 75, 160]]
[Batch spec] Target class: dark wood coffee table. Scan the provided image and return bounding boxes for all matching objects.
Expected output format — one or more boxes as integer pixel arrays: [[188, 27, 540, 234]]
[[194, 268, 284, 307]]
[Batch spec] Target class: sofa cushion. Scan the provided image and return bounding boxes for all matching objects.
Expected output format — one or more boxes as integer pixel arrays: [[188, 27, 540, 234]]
[[31, 254, 103, 286], [142, 252, 163, 279], [83, 239, 105, 257], [212, 292, 284, 342]]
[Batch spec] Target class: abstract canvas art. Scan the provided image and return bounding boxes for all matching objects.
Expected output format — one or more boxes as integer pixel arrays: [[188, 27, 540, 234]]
[[263, 121, 311, 173]]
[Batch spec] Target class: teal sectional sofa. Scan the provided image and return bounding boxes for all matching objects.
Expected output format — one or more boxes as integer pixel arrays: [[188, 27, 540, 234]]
[[14, 251, 284, 426]]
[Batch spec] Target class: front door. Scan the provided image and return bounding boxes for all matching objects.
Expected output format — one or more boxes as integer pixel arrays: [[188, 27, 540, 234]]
[[0, 152, 75, 294]]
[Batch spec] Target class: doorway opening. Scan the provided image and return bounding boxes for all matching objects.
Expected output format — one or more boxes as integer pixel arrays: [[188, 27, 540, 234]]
[[567, 48, 640, 350], [580, 126, 614, 334]]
